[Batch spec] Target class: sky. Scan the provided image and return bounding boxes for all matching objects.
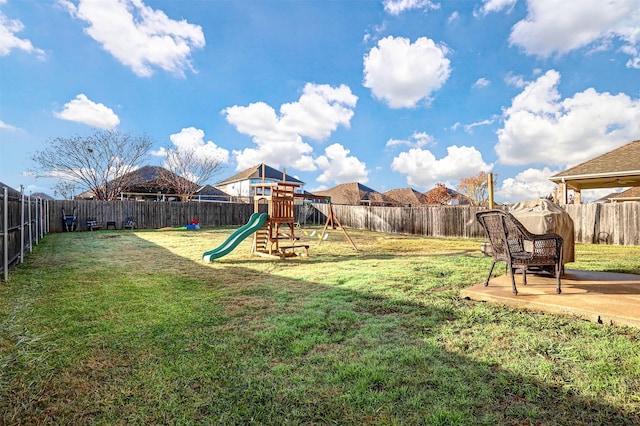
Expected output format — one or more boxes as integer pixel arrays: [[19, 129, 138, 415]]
[[1, 0, 640, 202]]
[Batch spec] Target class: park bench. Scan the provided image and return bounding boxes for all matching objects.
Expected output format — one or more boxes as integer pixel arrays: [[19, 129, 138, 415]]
[[86, 217, 102, 231]]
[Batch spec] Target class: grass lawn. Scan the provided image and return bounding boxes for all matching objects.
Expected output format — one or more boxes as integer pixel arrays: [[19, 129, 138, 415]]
[[1, 227, 640, 425]]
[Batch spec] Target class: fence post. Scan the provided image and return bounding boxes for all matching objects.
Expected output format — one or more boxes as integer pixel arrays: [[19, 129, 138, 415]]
[[20, 186, 25, 263], [35, 197, 39, 245], [3, 187, 8, 282], [45, 199, 49, 234], [28, 194, 33, 253]]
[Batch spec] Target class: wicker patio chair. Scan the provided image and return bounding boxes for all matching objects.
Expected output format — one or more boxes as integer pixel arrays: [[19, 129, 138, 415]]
[[475, 209, 564, 295]]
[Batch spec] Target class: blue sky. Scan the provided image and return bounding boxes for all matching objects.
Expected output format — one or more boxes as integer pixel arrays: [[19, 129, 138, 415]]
[[1, 0, 639, 202]]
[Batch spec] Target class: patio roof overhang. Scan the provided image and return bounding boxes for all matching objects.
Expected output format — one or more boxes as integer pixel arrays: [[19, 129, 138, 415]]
[[549, 170, 640, 191]]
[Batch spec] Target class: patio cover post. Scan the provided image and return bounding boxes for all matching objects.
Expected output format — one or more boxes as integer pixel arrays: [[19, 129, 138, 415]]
[[558, 181, 568, 204], [574, 189, 582, 204]]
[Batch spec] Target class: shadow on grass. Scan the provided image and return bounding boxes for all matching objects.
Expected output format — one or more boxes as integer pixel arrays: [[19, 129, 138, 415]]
[[276, 250, 482, 265], [1, 231, 639, 425]]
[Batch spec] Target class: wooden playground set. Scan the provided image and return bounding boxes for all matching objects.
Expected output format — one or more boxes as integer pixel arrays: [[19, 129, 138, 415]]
[[202, 171, 356, 262], [250, 180, 357, 258]]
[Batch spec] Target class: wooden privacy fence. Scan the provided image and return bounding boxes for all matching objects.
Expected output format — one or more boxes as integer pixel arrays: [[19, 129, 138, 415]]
[[48, 200, 258, 232], [313, 204, 487, 239], [564, 202, 640, 246], [1, 188, 49, 281], [46, 199, 328, 233], [313, 202, 640, 246], [43, 200, 640, 246]]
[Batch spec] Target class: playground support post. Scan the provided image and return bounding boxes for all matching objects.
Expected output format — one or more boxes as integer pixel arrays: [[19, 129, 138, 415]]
[[320, 202, 358, 251]]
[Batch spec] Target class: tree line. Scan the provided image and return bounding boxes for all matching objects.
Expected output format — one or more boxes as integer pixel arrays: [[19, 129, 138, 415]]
[[31, 129, 224, 201]]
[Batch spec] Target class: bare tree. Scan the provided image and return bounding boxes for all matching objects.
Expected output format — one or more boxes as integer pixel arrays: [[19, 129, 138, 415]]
[[53, 181, 78, 200], [32, 129, 152, 200], [156, 147, 225, 201]]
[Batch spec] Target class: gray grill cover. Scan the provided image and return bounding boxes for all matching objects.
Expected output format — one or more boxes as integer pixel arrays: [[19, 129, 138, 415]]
[[509, 199, 575, 264]]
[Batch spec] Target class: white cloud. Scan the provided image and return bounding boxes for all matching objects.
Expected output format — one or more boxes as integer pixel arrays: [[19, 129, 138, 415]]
[[279, 84, 358, 140], [473, 77, 491, 88], [504, 72, 527, 88], [60, 0, 205, 77], [475, 0, 517, 16], [383, 0, 439, 15], [448, 11, 460, 23], [0, 11, 45, 58], [363, 36, 451, 108], [385, 131, 434, 148], [54, 94, 120, 129], [153, 127, 229, 164], [363, 22, 387, 44], [223, 83, 357, 172], [391, 145, 493, 190], [451, 118, 496, 133], [579, 188, 626, 203], [621, 44, 640, 69], [315, 144, 368, 185], [497, 167, 559, 203], [0, 120, 19, 131], [464, 118, 495, 133], [496, 69, 640, 167], [509, 0, 640, 67]]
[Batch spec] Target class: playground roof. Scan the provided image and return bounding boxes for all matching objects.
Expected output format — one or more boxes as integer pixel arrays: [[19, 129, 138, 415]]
[[216, 163, 305, 186]]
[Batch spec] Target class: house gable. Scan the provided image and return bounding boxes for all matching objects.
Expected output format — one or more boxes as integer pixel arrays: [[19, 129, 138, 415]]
[[215, 163, 305, 198]]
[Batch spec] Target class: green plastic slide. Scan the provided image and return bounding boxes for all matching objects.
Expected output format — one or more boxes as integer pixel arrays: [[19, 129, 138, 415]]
[[202, 212, 269, 262]]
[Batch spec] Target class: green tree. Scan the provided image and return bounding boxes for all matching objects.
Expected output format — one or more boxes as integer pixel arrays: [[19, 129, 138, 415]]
[[457, 171, 496, 206]]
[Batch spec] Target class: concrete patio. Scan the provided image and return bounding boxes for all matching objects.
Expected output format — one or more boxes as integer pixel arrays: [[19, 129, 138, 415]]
[[461, 269, 640, 329]]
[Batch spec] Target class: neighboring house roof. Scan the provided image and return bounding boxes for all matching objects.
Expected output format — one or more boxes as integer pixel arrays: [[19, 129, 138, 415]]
[[446, 188, 472, 205], [549, 140, 640, 190], [195, 184, 230, 200], [216, 163, 305, 186], [0, 185, 53, 200], [123, 165, 193, 191], [384, 188, 428, 206], [31, 192, 55, 200], [0, 182, 21, 198], [607, 186, 640, 202], [77, 165, 196, 199], [313, 182, 397, 205], [422, 185, 472, 205], [593, 192, 619, 203]]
